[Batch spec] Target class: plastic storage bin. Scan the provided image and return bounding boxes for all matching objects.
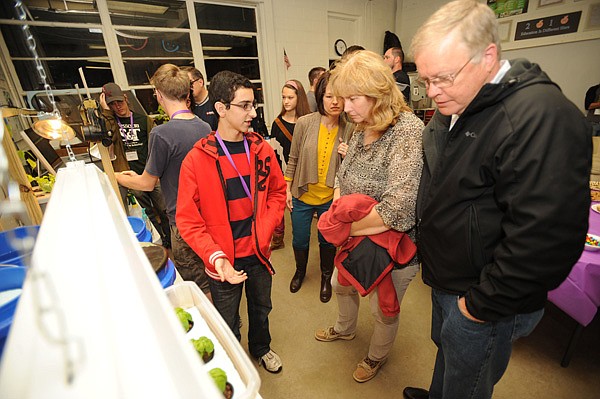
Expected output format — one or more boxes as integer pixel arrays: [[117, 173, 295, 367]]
[[157, 259, 176, 289], [165, 282, 260, 399], [0, 266, 27, 360], [127, 216, 152, 242], [0, 226, 40, 266]]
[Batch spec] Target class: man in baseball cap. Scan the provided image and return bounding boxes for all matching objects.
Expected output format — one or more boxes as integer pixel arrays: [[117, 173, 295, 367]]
[[100, 82, 171, 248], [102, 82, 125, 103]]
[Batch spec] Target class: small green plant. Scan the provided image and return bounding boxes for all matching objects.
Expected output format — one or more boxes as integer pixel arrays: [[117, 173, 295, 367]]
[[154, 104, 170, 125], [174, 307, 193, 332], [191, 336, 214, 358], [27, 173, 55, 192], [18, 150, 56, 192], [209, 368, 227, 393]]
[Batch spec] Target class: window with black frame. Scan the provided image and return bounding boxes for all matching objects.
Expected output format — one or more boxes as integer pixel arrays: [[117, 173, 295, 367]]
[[0, 0, 267, 124]]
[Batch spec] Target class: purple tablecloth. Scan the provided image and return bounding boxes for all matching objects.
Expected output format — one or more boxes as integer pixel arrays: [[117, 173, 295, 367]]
[[547, 203, 600, 326]]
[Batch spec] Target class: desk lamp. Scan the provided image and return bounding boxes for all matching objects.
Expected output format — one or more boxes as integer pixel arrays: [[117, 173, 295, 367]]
[[1, 107, 76, 141]]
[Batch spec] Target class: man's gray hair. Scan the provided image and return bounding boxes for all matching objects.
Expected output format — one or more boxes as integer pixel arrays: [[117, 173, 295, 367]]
[[410, 0, 501, 62]]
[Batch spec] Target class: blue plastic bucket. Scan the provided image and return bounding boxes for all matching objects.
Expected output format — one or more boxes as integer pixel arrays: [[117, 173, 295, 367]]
[[157, 259, 176, 288], [127, 217, 152, 243], [0, 266, 27, 360], [0, 226, 40, 267]]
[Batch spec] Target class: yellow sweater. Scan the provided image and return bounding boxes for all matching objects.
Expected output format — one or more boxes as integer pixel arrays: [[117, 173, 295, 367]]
[[286, 123, 338, 205]]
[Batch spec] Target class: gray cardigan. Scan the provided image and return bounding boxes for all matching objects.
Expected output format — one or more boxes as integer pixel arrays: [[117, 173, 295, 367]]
[[285, 112, 355, 199]]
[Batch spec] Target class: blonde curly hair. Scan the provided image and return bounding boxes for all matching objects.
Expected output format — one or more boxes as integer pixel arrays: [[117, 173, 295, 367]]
[[330, 50, 411, 132]]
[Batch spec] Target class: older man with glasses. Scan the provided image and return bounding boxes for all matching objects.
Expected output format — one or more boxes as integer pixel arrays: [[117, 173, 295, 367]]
[[403, 1, 591, 399]]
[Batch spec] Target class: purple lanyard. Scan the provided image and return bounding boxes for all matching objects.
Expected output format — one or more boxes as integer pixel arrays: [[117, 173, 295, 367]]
[[215, 131, 252, 201], [116, 113, 134, 145], [171, 109, 192, 118]]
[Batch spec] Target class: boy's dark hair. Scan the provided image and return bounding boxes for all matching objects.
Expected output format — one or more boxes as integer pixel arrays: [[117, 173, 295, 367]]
[[208, 71, 253, 108], [308, 67, 326, 86], [315, 71, 331, 116]]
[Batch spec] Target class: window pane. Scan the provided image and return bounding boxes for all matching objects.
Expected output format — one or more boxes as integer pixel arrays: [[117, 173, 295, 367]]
[[195, 3, 256, 32], [117, 31, 191, 58], [133, 88, 159, 116], [205, 59, 260, 81], [253, 83, 264, 104], [1, 25, 107, 58], [108, 0, 189, 28], [123, 59, 193, 86], [14, 60, 113, 91], [0, 1, 101, 23], [200, 33, 257, 58]]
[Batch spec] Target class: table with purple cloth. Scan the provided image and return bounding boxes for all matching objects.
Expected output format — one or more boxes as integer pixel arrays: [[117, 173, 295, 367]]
[[547, 202, 600, 366]]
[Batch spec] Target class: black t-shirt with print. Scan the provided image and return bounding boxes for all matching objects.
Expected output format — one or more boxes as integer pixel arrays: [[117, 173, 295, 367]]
[[116, 112, 149, 175]]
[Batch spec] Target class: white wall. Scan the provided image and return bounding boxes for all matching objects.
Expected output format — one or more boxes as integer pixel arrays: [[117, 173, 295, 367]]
[[267, 0, 397, 118], [396, 0, 600, 110]]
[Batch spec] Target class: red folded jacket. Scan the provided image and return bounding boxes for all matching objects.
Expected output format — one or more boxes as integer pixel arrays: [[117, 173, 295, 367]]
[[318, 193, 416, 316]]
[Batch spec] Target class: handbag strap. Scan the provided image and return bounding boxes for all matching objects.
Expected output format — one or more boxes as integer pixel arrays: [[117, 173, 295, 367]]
[[274, 117, 293, 142]]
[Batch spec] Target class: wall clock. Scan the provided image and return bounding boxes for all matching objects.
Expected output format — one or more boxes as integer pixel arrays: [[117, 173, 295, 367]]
[[334, 39, 347, 56]]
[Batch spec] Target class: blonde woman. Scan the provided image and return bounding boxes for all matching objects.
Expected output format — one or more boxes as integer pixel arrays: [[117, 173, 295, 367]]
[[315, 50, 424, 383]]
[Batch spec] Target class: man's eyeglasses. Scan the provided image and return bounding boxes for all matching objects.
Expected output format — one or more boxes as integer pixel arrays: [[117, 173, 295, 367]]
[[228, 100, 258, 112], [417, 55, 475, 89], [190, 78, 201, 86]]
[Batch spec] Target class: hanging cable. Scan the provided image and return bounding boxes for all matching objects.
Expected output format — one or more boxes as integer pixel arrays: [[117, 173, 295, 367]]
[[15, 0, 76, 161]]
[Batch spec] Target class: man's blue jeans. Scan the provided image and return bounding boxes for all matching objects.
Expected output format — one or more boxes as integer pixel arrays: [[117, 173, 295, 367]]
[[290, 197, 334, 250], [429, 289, 544, 399], [208, 262, 273, 359]]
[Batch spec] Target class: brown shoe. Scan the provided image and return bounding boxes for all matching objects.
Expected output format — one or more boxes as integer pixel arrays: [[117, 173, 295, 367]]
[[353, 356, 387, 383], [314, 326, 355, 342], [270, 232, 285, 250]]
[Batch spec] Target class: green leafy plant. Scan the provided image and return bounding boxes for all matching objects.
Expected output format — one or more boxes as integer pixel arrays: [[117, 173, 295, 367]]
[[209, 368, 227, 393], [191, 336, 214, 358], [174, 307, 193, 332], [18, 150, 56, 192], [27, 173, 55, 193], [154, 105, 170, 125]]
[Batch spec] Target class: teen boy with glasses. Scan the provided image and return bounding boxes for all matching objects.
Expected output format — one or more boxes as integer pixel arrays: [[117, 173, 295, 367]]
[[175, 70, 287, 373]]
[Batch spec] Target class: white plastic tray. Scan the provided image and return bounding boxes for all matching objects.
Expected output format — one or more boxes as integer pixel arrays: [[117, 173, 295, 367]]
[[165, 282, 261, 399]]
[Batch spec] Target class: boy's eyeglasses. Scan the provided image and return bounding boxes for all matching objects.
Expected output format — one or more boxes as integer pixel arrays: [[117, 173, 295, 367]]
[[228, 100, 258, 112]]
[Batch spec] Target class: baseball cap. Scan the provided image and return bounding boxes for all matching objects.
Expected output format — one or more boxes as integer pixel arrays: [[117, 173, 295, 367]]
[[102, 82, 125, 103]]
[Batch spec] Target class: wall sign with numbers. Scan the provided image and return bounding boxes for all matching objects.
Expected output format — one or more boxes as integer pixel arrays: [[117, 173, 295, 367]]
[[515, 11, 582, 40]]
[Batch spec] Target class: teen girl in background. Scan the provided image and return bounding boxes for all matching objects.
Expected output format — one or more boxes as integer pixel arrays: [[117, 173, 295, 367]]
[[269, 80, 310, 250]]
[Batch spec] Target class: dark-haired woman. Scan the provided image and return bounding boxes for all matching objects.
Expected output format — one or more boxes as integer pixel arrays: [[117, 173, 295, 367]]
[[284, 72, 354, 302]]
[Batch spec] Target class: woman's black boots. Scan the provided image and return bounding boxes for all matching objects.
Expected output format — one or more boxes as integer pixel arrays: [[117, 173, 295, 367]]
[[319, 245, 336, 303], [290, 248, 309, 293]]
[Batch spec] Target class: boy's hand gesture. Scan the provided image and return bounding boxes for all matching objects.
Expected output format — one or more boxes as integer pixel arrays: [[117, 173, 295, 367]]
[[214, 257, 248, 284]]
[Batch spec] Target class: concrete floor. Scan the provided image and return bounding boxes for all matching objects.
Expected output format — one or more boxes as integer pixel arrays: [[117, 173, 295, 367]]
[[237, 213, 600, 399]]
